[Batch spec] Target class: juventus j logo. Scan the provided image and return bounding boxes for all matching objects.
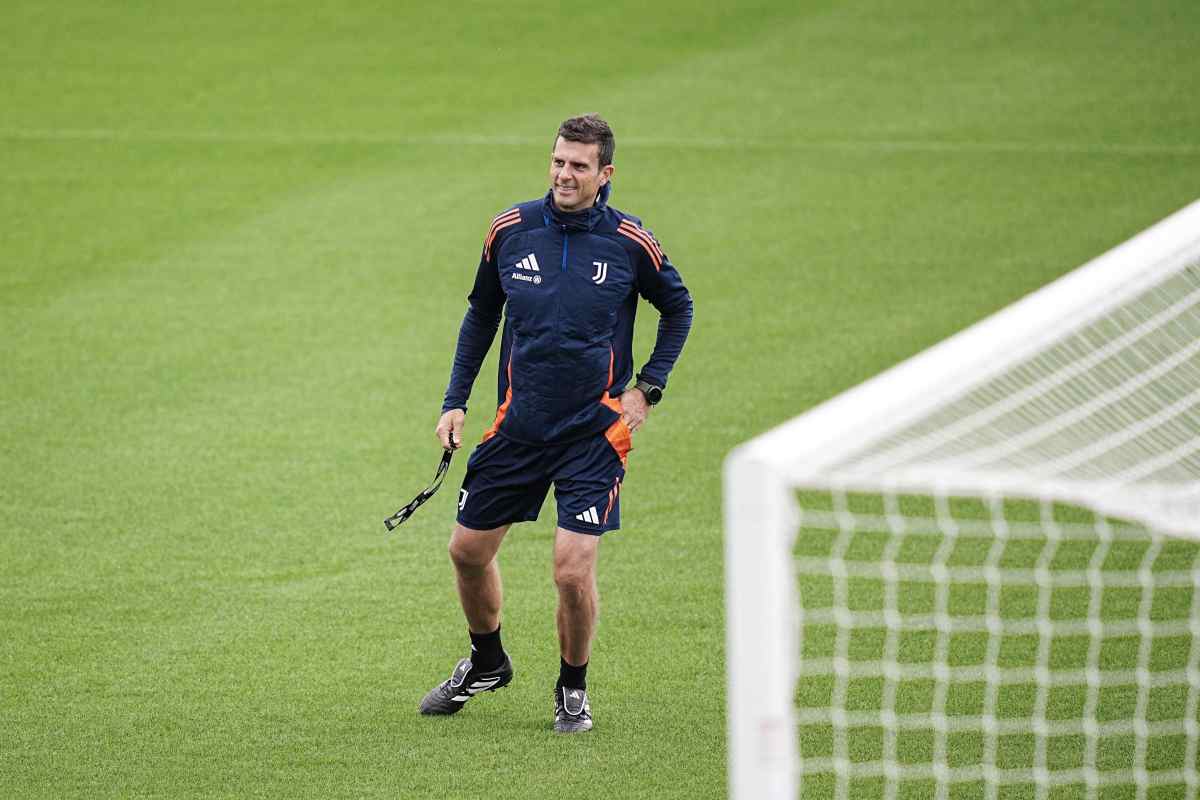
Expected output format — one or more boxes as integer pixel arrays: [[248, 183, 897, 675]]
[[591, 261, 608, 285]]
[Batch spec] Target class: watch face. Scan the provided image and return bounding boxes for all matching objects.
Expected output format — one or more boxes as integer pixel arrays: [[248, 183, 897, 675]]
[[635, 379, 663, 404]]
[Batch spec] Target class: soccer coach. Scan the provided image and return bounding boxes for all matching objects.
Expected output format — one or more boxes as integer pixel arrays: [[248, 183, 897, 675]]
[[418, 114, 693, 733]]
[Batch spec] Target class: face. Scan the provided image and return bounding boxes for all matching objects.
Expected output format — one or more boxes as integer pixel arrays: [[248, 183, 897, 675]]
[[549, 137, 614, 212]]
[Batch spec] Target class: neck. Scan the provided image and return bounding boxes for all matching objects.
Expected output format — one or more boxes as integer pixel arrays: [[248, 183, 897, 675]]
[[544, 183, 609, 232], [552, 195, 596, 214]]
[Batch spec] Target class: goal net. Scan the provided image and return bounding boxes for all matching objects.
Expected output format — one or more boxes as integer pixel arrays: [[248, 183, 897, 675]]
[[724, 200, 1200, 800]]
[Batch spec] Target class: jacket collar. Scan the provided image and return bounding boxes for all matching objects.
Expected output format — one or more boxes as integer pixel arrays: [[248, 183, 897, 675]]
[[542, 182, 611, 232]]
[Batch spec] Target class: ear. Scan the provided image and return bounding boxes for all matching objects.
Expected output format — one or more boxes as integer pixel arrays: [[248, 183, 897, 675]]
[[599, 164, 614, 186]]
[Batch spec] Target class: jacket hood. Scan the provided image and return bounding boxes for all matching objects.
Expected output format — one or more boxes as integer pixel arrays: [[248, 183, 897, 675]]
[[542, 182, 611, 232]]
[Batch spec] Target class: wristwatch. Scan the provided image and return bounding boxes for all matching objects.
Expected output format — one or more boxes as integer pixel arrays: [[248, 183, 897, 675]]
[[633, 378, 663, 405]]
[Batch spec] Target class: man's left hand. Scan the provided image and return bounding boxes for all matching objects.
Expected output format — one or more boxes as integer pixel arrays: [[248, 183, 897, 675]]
[[621, 388, 650, 433]]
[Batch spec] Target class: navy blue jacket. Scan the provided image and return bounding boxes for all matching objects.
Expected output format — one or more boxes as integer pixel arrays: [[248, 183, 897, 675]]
[[443, 184, 693, 447]]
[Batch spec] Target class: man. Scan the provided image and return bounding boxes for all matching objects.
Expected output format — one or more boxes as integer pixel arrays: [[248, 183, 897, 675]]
[[419, 114, 693, 733]]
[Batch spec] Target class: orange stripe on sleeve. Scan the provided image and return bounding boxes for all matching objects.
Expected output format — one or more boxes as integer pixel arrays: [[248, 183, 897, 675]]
[[488, 208, 520, 234], [619, 220, 663, 259], [617, 223, 662, 270], [484, 212, 522, 261]]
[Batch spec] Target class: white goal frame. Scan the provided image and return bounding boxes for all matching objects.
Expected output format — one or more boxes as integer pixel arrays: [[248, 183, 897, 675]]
[[724, 199, 1200, 799]]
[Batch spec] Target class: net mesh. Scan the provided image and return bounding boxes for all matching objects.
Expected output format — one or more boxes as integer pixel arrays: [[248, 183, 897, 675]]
[[825, 260, 1200, 519], [793, 495, 1200, 800], [725, 204, 1200, 800], [788, 254, 1200, 799]]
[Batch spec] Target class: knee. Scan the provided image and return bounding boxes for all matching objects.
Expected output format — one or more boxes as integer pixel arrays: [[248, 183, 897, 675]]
[[448, 534, 492, 573], [554, 558, 593, 596]]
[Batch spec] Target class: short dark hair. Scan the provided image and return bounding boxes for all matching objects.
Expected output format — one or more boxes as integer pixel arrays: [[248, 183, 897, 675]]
[[556, 114, 615, 168]]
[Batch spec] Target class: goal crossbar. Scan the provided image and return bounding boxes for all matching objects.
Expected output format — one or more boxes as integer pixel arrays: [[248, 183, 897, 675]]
[[731, 199, 1200, 535]]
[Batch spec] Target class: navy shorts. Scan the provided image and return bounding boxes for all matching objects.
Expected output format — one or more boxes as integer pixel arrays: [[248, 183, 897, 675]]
[[456, 430, 629, 535]]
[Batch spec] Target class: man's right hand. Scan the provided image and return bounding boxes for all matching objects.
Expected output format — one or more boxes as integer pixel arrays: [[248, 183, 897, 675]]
[[436, 409, 466, 450]]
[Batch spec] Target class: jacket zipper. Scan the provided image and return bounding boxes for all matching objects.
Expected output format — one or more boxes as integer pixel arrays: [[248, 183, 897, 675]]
[[555, 226, 568, 370]]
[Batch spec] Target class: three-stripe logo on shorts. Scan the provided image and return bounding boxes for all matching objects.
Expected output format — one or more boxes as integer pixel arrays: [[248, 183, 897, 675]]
[[574, 506, 600, 525]]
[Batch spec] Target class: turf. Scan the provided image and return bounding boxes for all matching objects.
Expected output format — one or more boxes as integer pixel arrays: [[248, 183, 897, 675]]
[[2, 1, 1199, 798]]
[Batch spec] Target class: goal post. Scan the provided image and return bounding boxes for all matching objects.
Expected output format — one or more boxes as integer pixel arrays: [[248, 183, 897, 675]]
[[725, 452, 802, 798], [725, 200, 1200, 799]]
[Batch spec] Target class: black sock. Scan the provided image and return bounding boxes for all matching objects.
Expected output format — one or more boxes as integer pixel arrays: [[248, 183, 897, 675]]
[[469, 625, 504, 672], [557, 657, 587, 691]]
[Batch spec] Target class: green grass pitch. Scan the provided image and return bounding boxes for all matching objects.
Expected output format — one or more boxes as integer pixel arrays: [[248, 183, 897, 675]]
[[2, 1, 1199, 798]]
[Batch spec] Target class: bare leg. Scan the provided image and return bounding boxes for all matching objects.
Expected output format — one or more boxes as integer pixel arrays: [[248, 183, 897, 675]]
[[417, 523, 514, 715], [554, 527, 601, 666], [448, 523, 510, 633]]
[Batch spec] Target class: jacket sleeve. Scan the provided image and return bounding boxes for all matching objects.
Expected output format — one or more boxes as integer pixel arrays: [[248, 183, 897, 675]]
[[632, 230, 693, 390], [442, 244, 506, 413]]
